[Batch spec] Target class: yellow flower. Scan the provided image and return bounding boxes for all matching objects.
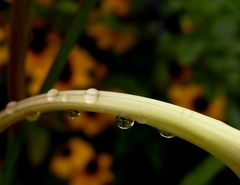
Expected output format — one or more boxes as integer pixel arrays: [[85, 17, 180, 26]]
[[26, 21, 107, 94], [55, 46, 108, 90], [26, 22, 62, 95], [69, 153, 113, 185], [66, 112, 115, 137], [168, 61, 191, 83], [87, 21, 135, 54], [168, 84, 226, 120], [49, 138, 95, 179]]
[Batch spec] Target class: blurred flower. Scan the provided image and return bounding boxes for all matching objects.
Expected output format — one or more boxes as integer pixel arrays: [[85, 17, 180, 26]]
[[26, 21, 107, 94], [168, 61, 191, 83], [66, 112, 114, 137], [66, 46, 107, 87], [55, 46, 108, 90], [100, 0, 131, 17], [87, 21, 135, 54], [26, 22, 62, 95], [49, 137, 95, 179], [168, 84, 226, 120], [69, 153, 113, 185]]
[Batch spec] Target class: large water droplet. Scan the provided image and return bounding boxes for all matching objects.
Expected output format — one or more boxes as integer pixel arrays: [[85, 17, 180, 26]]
[[65, 110, 81, 119], [26, 112, 41, 122], [5, 101, 17, 114], [83, 88, 99, 104], [116, 116, 134, 129], [47, 89, 59, 102], [158, 130, 175, 138]]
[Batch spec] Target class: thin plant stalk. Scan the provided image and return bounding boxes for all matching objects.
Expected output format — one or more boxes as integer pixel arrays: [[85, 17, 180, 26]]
[[0, 90, 239, 177], [8, 0, 34, 101]]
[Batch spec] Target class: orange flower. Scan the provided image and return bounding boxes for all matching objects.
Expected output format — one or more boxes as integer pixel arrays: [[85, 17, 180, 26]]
[[26, 24, 62, 95], [87, 21, 135, 54], [68, 47, 107, 88], [69, 153, 113, 185], [100, 0, 131, 17], [26, 24, 107, 94], [66, 112, 115, 137], [49, 138, 95, 179], [168, 84, 226, 120], [168, 61, 191, 83]]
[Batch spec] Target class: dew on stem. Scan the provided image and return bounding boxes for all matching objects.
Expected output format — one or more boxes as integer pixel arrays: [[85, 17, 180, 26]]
[[83, 88, 99, 104], [116, 116, 135, 129], [158, 129, 175, 138], [47, 89, 59, 102], [5, 101, 17, 114], [65, 110, 81, 119]]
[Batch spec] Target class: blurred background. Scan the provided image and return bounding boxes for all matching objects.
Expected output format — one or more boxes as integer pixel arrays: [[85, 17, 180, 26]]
[[0, 0, 240, 184]]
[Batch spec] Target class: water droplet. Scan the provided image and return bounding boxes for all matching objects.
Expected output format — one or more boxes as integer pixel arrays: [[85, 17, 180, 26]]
[[5, 101, 17, 114], [26, 112, 41, 122], [61, 94, 68, 102], [47, 89, 59, 102], [66, 110, 81, 119], [83, 88, 99, 104], [158, 130, 175, 138], [116, 116, 134, 129]]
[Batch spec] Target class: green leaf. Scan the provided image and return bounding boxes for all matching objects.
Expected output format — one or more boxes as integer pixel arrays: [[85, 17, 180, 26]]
[[40, 0, 98, 93], [178, 155, 225, 185]]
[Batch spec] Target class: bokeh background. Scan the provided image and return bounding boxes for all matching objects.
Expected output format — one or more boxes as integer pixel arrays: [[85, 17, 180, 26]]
[[0, 0, 240, 184]]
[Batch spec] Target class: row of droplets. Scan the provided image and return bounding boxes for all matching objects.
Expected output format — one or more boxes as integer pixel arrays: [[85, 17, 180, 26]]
[[4, 88, 175, 138], [66, 110, 175, 138], [47, 88, 99, 104], [5, 101, 41, 121]]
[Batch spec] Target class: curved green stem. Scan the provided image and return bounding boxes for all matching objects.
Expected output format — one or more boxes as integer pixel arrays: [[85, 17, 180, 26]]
[[0, 90, 240, 177]]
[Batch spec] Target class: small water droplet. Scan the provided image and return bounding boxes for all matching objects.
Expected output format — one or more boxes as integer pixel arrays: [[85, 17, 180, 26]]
[[66, 110, 81, 119], [47, 89, 59, 102], [26, 112, 41, 122], [116, 116, 134, 129], [83, 88, 99, 104], [61, 94, 68, 102], [158, 130, 175, 138], [5, 101, 17, 114]]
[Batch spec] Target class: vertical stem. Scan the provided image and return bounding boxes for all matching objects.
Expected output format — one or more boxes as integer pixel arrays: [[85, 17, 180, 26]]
[[8, 0, 34, 101], [2, 1, 34, 185]]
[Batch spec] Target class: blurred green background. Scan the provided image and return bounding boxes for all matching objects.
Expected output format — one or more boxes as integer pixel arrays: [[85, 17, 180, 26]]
[[0, 0, 240, 184]]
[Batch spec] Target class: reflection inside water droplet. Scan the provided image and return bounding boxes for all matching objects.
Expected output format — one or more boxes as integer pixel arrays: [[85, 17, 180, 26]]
[[158, 130, 175, 138], [66, 110, 81, 119], [47, 89, 59, 102], [26, 112, 41, 122], [83, 88, 99, 104], [5, 101, 17, 114], [116, 116, 134, 129]]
